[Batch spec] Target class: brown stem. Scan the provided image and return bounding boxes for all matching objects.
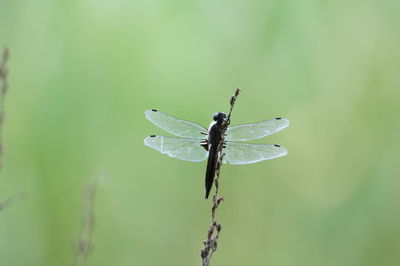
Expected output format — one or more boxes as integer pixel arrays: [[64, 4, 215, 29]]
[[201, 88, 241, 266], [72, 177, 99, 266]]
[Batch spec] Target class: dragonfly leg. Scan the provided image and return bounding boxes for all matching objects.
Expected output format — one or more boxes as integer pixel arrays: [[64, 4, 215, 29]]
[[200, 139, 209, 151]]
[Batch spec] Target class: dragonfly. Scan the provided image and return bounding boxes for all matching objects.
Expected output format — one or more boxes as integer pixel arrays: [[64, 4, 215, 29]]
[[144, 109, 289, 199]]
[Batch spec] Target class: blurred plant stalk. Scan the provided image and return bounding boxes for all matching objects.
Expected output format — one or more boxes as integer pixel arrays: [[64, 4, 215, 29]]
[[72, 177, 100, 266], [0, 48, 9, 170]]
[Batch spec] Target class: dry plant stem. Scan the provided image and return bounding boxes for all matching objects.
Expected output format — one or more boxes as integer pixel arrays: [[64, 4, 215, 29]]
[[72, 178, 99, 266], [0, 49, 25, 212], [201, 88, 241, 266], [0, 48, 9, 169]]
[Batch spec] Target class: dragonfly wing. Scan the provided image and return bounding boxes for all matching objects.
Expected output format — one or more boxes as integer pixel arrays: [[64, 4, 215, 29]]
[[145, 109, 206, 139], [225, 118, 289, 141], [223, 142, 287, 165], [144, 135, 208, 162]]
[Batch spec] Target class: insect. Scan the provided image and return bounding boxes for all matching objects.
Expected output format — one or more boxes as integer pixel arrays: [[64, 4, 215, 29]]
[[144, 109, 289, 198]]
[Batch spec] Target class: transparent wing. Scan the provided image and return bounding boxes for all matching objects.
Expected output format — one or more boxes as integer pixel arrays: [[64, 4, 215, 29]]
[[145, 109, 206, 139], [225, 118, 289, 141], [144, 135, 208, 162], [223, 142, 287, 165]]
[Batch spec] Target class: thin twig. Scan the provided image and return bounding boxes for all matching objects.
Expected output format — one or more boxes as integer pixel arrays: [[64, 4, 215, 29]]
[[72, 177, 99, 266], [201, 88, 241, 266], [0, 193, 28, 212]]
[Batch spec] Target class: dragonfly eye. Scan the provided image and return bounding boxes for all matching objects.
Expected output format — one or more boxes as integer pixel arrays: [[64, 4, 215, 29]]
[[213, 112, 227, 121]]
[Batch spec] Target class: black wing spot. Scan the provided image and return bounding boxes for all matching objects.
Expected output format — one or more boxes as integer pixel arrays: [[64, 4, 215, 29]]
[[275, 117, 282, 120], [274, 144, 280, 147], [151, 109, 158, 112], [149, 135, 156, 137]]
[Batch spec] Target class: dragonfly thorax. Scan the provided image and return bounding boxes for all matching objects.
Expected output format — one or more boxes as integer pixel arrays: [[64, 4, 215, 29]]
[[208, 112, 228, 147]]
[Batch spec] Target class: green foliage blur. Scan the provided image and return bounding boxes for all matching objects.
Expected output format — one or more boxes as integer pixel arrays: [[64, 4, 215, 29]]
[[1, 1, 400, 266]]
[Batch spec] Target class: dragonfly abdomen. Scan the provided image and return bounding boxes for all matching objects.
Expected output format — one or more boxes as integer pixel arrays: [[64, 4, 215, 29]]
[[205, 145, 219, 199]]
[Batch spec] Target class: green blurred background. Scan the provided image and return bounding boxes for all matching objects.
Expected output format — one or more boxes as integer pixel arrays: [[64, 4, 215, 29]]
[[1, 1, 400, 265]]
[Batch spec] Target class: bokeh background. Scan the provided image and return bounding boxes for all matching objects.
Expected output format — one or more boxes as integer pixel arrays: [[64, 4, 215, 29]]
[[1, 1, 400, 266]]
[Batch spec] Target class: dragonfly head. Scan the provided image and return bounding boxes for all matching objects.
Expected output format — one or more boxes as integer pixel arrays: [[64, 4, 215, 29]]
[[212, 112, 227, 123]]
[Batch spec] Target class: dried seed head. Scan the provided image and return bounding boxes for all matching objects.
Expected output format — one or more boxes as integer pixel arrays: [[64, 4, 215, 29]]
[[201, 248, 208, 258], [216, 224, 222, 232]]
